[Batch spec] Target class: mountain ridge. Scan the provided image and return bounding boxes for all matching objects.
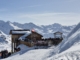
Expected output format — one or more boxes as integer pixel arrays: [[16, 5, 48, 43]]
[[0, 20, 75, 38]]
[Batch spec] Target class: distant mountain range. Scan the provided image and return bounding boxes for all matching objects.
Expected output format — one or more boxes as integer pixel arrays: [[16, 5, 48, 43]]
[[3, 22, 80, 60], [0, 20, 75, 38], [0, 20, 79, 59]]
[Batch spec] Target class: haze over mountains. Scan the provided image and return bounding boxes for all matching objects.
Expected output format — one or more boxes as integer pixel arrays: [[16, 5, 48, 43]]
[[0, 20, 75, 50], [0, 20, 75, 38], [0, 20, 75, 52]]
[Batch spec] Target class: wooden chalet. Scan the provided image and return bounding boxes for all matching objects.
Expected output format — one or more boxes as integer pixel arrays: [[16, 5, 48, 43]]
[[10, 29, 43, 53], [26, 31, 43, 42], [10, 29, 31, 53], [10, 29, 63, 53]]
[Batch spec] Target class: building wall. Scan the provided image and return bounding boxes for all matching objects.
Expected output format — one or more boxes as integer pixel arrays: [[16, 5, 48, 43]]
[[20, 41, 34, 47], [26, 33, 42, 41], [11, 34, 24, 53]]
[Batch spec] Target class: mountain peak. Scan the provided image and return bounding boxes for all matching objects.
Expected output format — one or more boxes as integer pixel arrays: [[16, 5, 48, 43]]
[[6, 21, 11, 23], [0, 20, 5, 23], [28, 22, 34, 25]]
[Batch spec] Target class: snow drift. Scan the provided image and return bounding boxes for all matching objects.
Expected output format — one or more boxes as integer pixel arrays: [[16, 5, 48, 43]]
[[46, 23, 80, 60], [53, 23, 80, 53]]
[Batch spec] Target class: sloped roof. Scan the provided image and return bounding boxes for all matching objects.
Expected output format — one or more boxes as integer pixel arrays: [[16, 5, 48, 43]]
[[54, 31, 62, 34], [10, 29, 30, 34], [26, 31, 43, 37], [19, 33, 30, 41], [19, 31, 43, 41]]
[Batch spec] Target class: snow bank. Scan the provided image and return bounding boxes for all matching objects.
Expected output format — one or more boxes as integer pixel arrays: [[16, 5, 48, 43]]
[[46, 23, 80, 60], [17, 44, 30, 51], [67, 23, 80, 38], [52, 23, 80, 53], [2, 44, 51, 60]]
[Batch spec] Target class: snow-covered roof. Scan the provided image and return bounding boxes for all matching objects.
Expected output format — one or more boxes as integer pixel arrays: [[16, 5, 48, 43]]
[[19, 33, 31, 41], [54, 31, 62, 34], [42, 33, 54, 38], [10, 29, 30, 34], [12, 31, 30, 34]]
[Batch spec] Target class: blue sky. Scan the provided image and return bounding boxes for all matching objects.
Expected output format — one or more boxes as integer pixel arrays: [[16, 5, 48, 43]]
[[0, 0, 80, 25]]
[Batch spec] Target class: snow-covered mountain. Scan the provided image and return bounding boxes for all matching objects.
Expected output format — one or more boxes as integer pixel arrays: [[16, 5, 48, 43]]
[[0, 20, 21, 34], [0, 20, 80, 60], [0, 30, 8, 43], [0, 20, 75, 38], [0, 30, 11, 51], [13, 22, 75, 37], [0, 20, 75, 52], [2, 22, 80, 60], [46, 23, 80, 60], [53, 23, 80, 53]]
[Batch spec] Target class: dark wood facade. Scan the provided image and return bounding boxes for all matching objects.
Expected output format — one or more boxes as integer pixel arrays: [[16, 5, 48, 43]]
[[26, 31, 43, 42], [10, 29, 63, 53], [11, 34, 24, 53], [47, 38, 63, 46], [48, 32, 63, 46], [10, 29, 43, 53], [10, 29, 31, 53]]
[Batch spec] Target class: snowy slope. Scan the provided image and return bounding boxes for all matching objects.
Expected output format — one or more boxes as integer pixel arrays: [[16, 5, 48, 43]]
[[0, 20, 77, 60], [47, 42, 80, 60], [53, 23, 80, 53], [1, 21, 79, 60], [0, 21, 21, 34], [0, 30, 11, 51], [0, 30, 10, 43], [46, 23, 80, 60], [2, 44, 52, 60]]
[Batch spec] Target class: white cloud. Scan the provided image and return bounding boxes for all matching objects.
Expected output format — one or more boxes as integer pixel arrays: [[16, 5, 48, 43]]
[[18, 13, 80, 25], [0, 12, 79, 26]]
